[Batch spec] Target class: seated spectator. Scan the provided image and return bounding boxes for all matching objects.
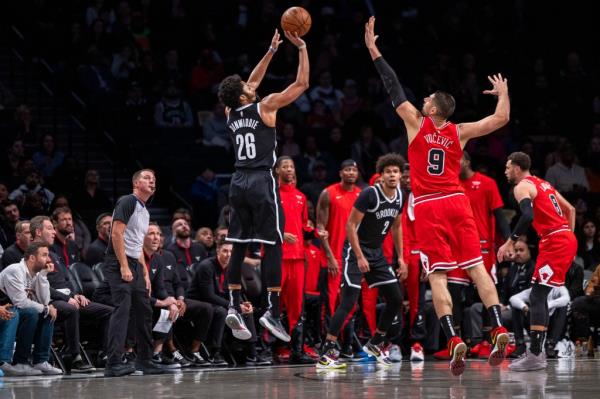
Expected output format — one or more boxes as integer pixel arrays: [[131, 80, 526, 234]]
[[0, 303, 18, 376], [32, 134, 65, 179], [339, 79, 364, 123], [154, 82, 193, 128], [166, 218, 208, 286], [278, 123, 301, 158], [13, 104, 38, 149], [191, 167, 219, 228], [578, 219, 600, 270], [188, 239, 269, 365], [309, 71, 343, 112], [0, 139, 26, 187], [351, 125, 388, 179], [0, 183, 8, 203], [110, 44, 137, 84], [1, 220, 30, 270], [570, 263, 600, 350], [0, 242, 62, 375], [9, 169, 54, 213], [1, 200, 21, 249], [584, 136, 600, 192], [50, 207, 81, 267], [189, 48, 225, 109], [85, 213, 111, 266], [195, 227, 215, 256], [294, 136, 335, 184], [72, 169, 112, 234], [545, 142, 589, 195], [50, 195, 92, 258], [306, 99, 337, 129], [509, 285, 570, 359], [202, 102, 230, 151], [31, 215, 112, 372], [299, 161, 328, 207], [213, 226, 228, 243], [143, 223, 214, 367]]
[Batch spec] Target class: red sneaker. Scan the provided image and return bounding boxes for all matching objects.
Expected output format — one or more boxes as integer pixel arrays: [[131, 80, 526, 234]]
[[433, 348, 451, 360], [477, 340, 492, 359], [469, 343, 481, 357], [447, 336, 467, 376], [489, 326, 509, 366], [303, 344, 319, 360], [505, 343, 517, 357], [274, 346, 291, 362]]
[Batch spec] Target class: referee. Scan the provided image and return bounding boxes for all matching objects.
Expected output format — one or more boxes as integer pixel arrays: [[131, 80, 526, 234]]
[[104, 169, 163, 377]]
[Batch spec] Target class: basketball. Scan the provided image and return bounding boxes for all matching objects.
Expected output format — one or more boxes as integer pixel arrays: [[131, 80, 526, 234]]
[[281, 7, 312, 37]]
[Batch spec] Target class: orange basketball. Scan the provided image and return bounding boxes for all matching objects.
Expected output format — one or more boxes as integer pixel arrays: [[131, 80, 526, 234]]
[[281, 7, 312, 37]]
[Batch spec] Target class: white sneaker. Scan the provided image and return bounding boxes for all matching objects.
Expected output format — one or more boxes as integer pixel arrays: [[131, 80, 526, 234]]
[[0, 362, 24, 376], [410, 343, 425, 361], [388, 344, 403, 362], [33, 361, 63, 375], [225, 308, 252, 340], [11, 363, 43, 376]]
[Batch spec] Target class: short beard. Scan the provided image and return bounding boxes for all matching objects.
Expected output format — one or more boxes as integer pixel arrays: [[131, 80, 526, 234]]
[[58, 228, 73, 237], [176, 230, 191, 239]]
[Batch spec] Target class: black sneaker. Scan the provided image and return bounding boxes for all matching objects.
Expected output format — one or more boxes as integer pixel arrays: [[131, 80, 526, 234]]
[[72, 356, 96, 373], [290, 352, 316, 365], [168, 350, 191, 368], [104, 362, 136, 377], [123, 352, 137, 364], [211, 352, 228, 366], [259, 311, 291, 342], [245, 354, 273, 366], [190, 352, 211, 367], [545, 342, 558, 359], [509, 344, 527, 359], [151, 353, 181, 369], [339, 346, 353, 362], [137, 360, 166, 375]]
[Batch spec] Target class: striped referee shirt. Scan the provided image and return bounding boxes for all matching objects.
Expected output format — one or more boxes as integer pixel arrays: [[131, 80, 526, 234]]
[[106, 194, 149, 259]]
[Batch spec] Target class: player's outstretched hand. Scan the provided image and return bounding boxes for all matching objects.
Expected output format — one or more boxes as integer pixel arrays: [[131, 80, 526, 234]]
[[483, 73, 508, 97], [284, 31, 306, 49], [497, 239, 515, 262], [270, 29, 283, 52], [364, 16, 379, 49]]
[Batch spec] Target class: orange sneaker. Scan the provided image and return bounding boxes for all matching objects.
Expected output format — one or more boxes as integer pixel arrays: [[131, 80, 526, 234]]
[[477, 340, 492, 359], [489, 326, 509, 366], [448, 336, 467, 376]]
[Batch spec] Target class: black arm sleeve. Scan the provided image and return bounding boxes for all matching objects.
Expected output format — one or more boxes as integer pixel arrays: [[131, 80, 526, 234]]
[[494, 208, 511, 240], [373, 57, 408, 108], [510, 199, 534, 241]]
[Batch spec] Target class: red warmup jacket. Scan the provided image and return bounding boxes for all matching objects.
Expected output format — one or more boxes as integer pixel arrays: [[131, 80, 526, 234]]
[[279, 182, 310, 260]]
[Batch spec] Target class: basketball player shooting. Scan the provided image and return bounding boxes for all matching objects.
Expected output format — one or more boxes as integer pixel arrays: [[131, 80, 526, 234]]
[[364, 16, 510, 376], [217, 29, 309, 343]]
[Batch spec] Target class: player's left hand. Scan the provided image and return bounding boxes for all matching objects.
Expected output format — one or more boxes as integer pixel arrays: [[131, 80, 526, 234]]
[[358, 256, 370, 273], [483, 73, 508, 97], [270, 29, 283, 52], [364, 16, 379, 49], [497, 240, 515, 262], [283, 232, 298, 244], [284, 31, 306, 49], [397, 259, 408, 281]]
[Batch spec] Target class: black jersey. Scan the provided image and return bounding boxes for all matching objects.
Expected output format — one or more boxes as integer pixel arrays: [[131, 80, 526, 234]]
[[227, 102, 277, 170], [353, 184, 403, 249]]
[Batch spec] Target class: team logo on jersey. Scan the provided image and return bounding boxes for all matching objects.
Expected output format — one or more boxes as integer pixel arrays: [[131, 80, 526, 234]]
[[166, 264, 172, 270], [538, 264, 554, 284], [195, 256, 201, 261], [152, 268, 157, 274], [471, 181, 481, 190]]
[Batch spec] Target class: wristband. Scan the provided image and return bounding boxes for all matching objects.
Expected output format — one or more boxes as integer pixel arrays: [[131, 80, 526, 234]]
[[268, 46, 277, 54], [298, 44, 306, 50]]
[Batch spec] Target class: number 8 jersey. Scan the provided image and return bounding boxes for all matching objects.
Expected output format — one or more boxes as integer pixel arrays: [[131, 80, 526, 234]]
[[227, 102, 277, 170], [522, 175, 570, 237], [408, 116, 464, 196]]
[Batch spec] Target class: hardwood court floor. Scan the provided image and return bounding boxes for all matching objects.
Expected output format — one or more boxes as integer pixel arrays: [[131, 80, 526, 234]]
[[1, 359, 598, 398]]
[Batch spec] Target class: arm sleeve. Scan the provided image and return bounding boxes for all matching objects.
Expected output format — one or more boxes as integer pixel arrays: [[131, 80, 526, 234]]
[[373, 57, 408, 108], [510, 198, 534, 240], [195, 264, 229, 308], [353, 187, 378, 214], [509, 288, 531, 310], [494, 208, 511, 240], [112, 195, 137, 224]]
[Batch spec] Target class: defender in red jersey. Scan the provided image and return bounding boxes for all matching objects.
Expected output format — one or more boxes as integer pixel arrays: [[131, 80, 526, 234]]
[[500, 152, 577, 372], [276, 156, 314, 364], [365, 16, 510, 375]]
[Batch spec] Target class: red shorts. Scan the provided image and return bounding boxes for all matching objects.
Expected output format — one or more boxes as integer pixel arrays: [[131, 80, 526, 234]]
[[414, 193, 482, 275], [533, 230, 577, 287], [447, 239, 496, 285]]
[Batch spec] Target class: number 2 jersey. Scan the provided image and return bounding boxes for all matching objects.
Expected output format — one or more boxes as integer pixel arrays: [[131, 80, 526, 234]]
[[523, 175, 570, 237], [353, 184, 403, 249], [227, 102, 276, 170], [408, 116, 464, 197]]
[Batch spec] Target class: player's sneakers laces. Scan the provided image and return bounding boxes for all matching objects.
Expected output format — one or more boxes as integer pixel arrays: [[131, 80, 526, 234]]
[[476, 340, 492, 359], [447, 336, 467, 377], [410, 342, 425, 362], [226, 308, 253, 340], [362, 341, 393, 367], [489, 326, 509, 366], [388, 344, 403, 362], [316, 348, 347, 370], [259, 310, 291, 342], [508, 350, 547, 372]]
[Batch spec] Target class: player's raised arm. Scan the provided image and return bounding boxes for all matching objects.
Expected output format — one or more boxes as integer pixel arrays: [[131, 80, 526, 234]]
[[458, 74, 510, 146], [364, 16, 421, 141], [260, 31, 309, 117], [246, 29, 283, 89]]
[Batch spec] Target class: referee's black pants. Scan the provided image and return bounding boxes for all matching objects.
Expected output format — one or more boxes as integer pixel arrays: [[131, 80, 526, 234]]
[[105, 257, 153, 366]]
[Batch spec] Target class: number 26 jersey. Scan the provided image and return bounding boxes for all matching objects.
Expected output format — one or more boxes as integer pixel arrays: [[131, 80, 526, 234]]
[[408, 116, 464, 197], [227, 102, 277, 170]]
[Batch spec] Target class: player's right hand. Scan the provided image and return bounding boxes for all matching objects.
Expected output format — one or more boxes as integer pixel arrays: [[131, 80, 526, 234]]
[[121, 266, 134, 282], [270, 29, 283, 52], [364, 16, 379, 49], [327, 258, 340, 276], [358, 256, 370, 273], [284, 232, 298, 244], [284, 30, 306, 49], [483, 73, 508, 97]]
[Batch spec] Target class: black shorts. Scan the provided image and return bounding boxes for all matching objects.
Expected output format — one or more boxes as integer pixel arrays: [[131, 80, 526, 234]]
[[227, 169, 285, 245], [341, 242, 398, 289]]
